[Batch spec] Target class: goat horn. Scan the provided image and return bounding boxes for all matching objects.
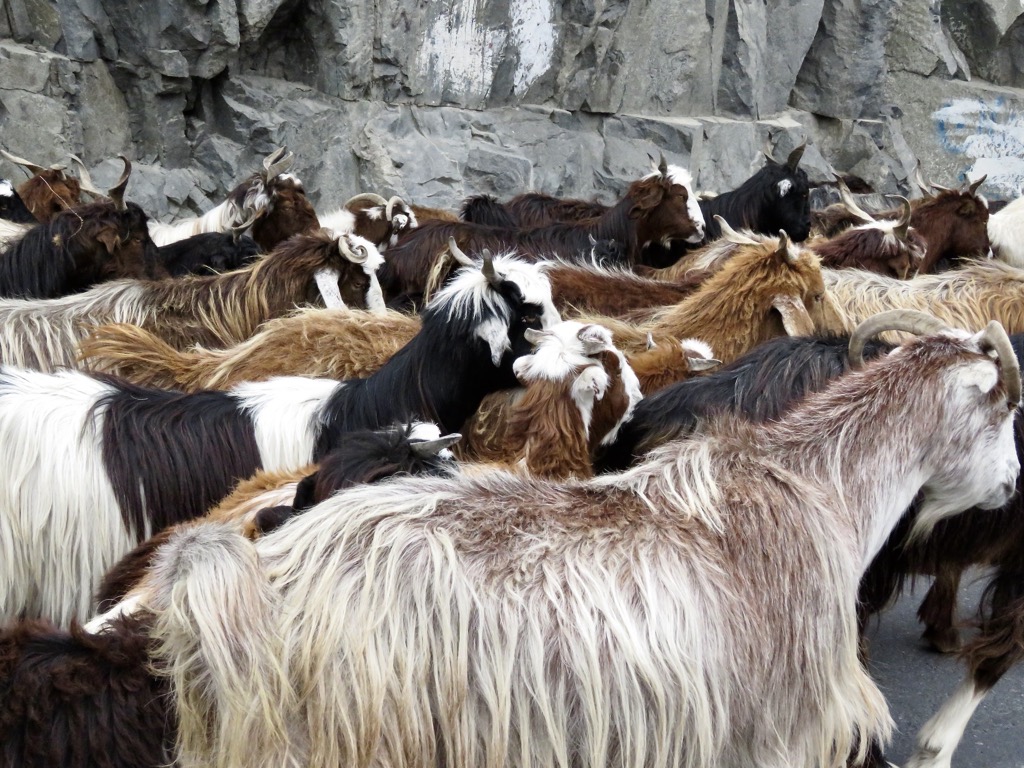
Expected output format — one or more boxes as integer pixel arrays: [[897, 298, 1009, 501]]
[[658, 153, 668, 176], [262, 147, 286, 173], [713, 214, 759, 245], [646, 333, 656, 351], [776, 230, 797, 265], [231, 210, 261, 241], [108, 156, 132, 211], [967, 174, 988, 196], [786, 139, 807, 171], [930, 181, 954, 193], [266, 151, 295, 181], [0, 148, 48, 176], [68, 153, 105, 198], [837, 177, 876, 224], [912, 161, 931, 197], [338, 235, 369, 264], [386, 195, 404, 221], [343, 192, 388, 208], [979, 320, 1022, 407], [410, 433, 462, 457], [481, 250, 501, 287], [888, 195, 912, 240], [848, 310, 953, 368], [447, 237, 476, 268]]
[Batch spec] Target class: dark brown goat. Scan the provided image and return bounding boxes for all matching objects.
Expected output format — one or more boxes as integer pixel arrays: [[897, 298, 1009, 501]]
[[543, 260, 709, 317], [380, 163, 703, 299], [808, 199, 926, 279], [243, 176, 320, 252], [1, 149, 87, 223], [320, 193, 418, 251], [503, 192, 607, 228]]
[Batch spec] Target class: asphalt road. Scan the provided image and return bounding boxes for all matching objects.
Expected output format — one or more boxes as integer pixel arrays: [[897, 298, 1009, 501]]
[[866, 570, 1024, 767]]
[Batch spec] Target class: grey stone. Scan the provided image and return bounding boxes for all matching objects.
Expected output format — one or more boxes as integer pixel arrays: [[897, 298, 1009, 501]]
[[77, 58, 131, 162], [23, 0, 61, 49]]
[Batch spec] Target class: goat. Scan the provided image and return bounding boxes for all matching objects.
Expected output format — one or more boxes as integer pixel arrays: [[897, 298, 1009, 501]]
[[0, 229, 383, 372], [457, 321, 642, 479], [320, 192, 419, 250], [0, 178, 35, 223], [91, 422, 460, 616], [824, 259, 1024, 336], [0, 254, 557, 626], [572, 218, 837, 358], [813, 177, 990, 272], [0, 613, 173, 768], [0, 158, 167, 299], [156, 230, 262, 276], [0, 148, 85, 223], [987, 193, 1024, 268], [808, 196, 926, 279], [379, 160, 704, 298], [143, 311, 1020, 768], [410, 202, 460, 223]]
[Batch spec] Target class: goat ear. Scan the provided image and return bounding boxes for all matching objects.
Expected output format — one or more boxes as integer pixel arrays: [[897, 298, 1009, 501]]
[[95, 228, 121, 255], [771, 294, 815, 336], [688, 357, 721, 371], [952, 359, 999, 395], [577, 324, 613, 355]]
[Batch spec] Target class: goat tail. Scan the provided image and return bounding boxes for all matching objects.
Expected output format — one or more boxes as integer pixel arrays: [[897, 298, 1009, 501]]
[[146, 523, 297, 768], [77, 323, 208, 390]]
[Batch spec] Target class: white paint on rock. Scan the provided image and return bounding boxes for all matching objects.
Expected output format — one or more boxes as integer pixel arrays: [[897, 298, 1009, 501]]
[[418, 0, 555, 102], [933, 97, 1024, 197]]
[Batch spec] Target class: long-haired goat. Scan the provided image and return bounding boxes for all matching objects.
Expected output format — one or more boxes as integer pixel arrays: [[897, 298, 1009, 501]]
[[0, 229, 383, 371], [0, 148, 86, 223], [379, 161, 704, 298], [0, 255, 557, 626], [0, 158, 167, 299], [457, 321, 641, 479], [156, 230, 262, 276], [320, 192, 419, 250], [143, 311, 1020, 768]]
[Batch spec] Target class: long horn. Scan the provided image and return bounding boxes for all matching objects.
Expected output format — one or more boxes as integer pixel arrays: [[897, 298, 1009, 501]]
[[410, 433, 462, 457], [967, 174, 988, 196], [386, 195, 403, 221], [786, 139, 807, 171], [912, 161, 931, 197], [889, 195, 912, 240], [343, 192, 388, 208], [68, 153, 105, 198], [262, 147, 294, 180], [481, 249, 501, 287], [837, 177, 876, 223], [0, 148, 48, 176], [979, 321, 1022, 407], [658, 153, 668, 176], [261, 147, 286, 174], [107, 156, 131, 210], [848, 310, 953, 368], [447, 237, 476, 268], [231, 210, 261, 242], [713, 214, 758, 245]]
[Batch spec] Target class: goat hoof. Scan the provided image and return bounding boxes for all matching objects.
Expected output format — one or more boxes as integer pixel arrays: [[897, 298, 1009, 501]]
[[921, 626, 960, 654]]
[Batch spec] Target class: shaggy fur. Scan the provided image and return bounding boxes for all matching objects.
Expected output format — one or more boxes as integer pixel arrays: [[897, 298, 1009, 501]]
[[573, 233, 837, 358], [543, 259, 709, 317], [146, 325, 1020, 768], [80, 308, 421, 391], [320, 195, 418, 250], [16, 168, 83, 223], [0, 613, 173, 768], [157, 232, 262, 276], [0, 200, 165, 299], [379, 165, 703, 299], [0, 230, 383, 371], [626, 338, 719, 394], [808, 222, 927, 279]]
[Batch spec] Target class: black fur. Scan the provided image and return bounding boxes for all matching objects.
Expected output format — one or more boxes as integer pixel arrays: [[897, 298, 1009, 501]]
[[0, 201, 163, 299], [314, 277, 544, 457], [0, 613, 173, 768], [157, 232, 261, 276], [97, 376, 262, 539], [0, 182, 34, 223], [460, 195, 520, 228]]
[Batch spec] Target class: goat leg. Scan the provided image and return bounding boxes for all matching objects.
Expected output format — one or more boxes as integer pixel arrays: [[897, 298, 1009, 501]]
[[918, 567, 962, 653]]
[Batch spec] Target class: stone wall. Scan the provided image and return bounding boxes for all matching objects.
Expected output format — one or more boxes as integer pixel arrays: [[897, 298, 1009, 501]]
[[2, 0, 1024, 220]]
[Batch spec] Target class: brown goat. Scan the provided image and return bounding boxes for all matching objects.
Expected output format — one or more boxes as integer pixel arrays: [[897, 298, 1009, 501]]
[[807, 199, 927, 279], [320, 193, 419, 251], [1, 148, 86, 223], [1, 230, 384, 371], [456, 322, 641, 479], [410, 203, 459, 223], [572, 222, 836, 359], [543, 260, 709, 318], [79, 307, 420, 390], [626, 337, 720, 394]]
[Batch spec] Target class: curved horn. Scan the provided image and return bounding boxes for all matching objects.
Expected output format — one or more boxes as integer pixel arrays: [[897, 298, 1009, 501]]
[[447, 237, 476, 268], [386, 195, 405, 221], [776, 230, 797, 265], [967, 174, 988, 197], [481, 249, 501, 288], [786, 139, 807, 171], [889, 195, 912, 241], [658, 153, 668, 176], [912, 161, 931, 197], [231, 210, 261, 241], [930, 181, 954, 193], [979, 321, 1022, 407], [410, 433, 462, 458], [713, 214, 759, 245], [107, 156, 132, 210], [68, 153, 105, 198], [837, 177, 876, 224], [262, 147, 294, 180], [338, 235, 369, 264], [262, 147, 286, 173], [848, 309, 953, 368], [0, 148, 47, 176], [343, 192, 388, 208]]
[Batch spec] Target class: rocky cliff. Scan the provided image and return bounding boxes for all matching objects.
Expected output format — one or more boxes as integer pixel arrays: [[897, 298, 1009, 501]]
[[2, 0, 1024, 219]]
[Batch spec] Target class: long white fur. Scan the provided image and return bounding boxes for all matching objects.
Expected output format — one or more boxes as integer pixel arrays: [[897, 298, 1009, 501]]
[[148, 198, 246, 247], [0, 367, 138, 625], [318, 207, 355, 236], [0, 217, 32, 247], [988, 195, 1024, 268]]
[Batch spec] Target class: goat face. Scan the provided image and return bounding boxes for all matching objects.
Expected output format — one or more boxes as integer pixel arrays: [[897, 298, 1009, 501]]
[[18, 170, 82, 223], [632, 166, 705, 248], [61, 201, 164, 290], [250, 177, 320, 251], [759, 162, 812, 242], [948, 192, 991, 260], [0, 179, 35, 223], [910, 328, 1020, 533]]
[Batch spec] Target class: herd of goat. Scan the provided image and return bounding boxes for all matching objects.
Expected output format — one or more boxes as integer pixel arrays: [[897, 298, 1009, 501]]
[[1, 140, 1024, 767]]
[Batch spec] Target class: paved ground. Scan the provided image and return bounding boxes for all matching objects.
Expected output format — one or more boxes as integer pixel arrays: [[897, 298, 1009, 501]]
[[866, 571, 1024, 767]]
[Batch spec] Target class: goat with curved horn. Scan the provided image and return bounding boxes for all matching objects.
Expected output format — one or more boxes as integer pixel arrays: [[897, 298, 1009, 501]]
[[837, 178, 877, 224], [447, 237, 476, 268], [967, 175, 988, 196], [848, 309, 952, 367], [712, 214, 759, 245], [386, 196, 404, 221], [107, 156, 132, 211]]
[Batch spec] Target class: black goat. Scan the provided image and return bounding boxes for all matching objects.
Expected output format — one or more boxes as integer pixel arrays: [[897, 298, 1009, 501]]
[[157, 232, 262, 276]]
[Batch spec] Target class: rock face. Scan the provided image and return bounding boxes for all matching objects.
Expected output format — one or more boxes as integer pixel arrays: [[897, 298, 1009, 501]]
[[2, 0, 1024, 221]]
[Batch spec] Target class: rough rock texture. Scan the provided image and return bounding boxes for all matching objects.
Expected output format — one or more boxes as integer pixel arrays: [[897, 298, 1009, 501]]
[[2, 0, 1024, 223]]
